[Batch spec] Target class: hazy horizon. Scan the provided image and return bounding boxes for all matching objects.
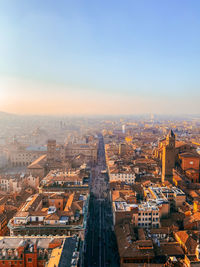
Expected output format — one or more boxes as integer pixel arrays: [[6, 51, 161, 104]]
[[1, 0, 200, 115], [1, 109, 200, 118]]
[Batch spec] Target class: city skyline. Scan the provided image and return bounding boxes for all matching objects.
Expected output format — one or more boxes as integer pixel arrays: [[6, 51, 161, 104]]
[[1, 0, 200, 115]]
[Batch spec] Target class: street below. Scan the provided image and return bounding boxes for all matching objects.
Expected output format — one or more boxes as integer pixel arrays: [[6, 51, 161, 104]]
[[83, 134, 120, 267]]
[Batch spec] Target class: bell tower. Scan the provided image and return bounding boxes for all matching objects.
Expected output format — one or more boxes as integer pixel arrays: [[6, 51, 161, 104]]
[[161, 130, 175, 183], [47, 139, 56, 163]]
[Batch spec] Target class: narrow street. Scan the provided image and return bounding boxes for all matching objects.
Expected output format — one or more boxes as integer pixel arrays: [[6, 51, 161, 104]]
[[83, 134, 120, 267]]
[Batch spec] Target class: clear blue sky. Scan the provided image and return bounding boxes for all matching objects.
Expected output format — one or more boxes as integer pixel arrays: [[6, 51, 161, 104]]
[[0, 0, 200, 114]]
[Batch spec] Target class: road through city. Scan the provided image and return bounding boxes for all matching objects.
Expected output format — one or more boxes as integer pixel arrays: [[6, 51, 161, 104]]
[[83, 134, 120, 267]]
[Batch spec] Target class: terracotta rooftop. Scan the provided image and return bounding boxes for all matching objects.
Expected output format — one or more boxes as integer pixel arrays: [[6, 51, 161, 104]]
[[156, 243, 184, 257], [184, 212, 200, 226], [175, 230, 197, 254], [179, 152, 200, 158], [28, 154, 47, 169]]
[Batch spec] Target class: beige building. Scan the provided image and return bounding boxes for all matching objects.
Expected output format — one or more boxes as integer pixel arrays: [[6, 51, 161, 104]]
[[65, 143, 97, 164], [6, 142, 47, 167], [0, 177, 22, 193], [109, 169, 135, 184], [144, 185, 186, 212], [24, 174, 40, 189], [137, 202, 160, 228], [113, 201, 161, 228]]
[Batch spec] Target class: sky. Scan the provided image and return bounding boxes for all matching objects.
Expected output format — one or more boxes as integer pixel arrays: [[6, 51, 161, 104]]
[[0, 0, 200, 115]]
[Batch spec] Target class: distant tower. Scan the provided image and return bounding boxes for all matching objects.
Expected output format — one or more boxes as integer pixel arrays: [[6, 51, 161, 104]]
[[122, 125, 126, 134], [119, 143, 126, 156], [47, 139, 56, 163], [150, 113, 154, 122], [161, 130, 175, 183]]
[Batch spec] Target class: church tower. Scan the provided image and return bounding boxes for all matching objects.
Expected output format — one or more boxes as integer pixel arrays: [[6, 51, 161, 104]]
[[47, 139, 56, 163], [161, 130, 175, 183]]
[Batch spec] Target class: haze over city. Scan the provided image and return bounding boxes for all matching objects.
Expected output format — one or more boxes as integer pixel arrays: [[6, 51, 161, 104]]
[[1, 0, 200, 115], [1, 1, 200, 267]]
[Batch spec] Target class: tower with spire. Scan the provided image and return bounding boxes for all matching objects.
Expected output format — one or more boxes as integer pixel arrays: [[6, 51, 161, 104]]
[[161, 129, 176, 183]]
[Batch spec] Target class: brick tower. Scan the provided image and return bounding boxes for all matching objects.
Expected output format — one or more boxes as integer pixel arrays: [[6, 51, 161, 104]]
[[161, 130, 175, 183], [47, 139, 56, 163]]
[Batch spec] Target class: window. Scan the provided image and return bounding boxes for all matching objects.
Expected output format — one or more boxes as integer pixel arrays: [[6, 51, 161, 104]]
[[28, 258, 32, 262]]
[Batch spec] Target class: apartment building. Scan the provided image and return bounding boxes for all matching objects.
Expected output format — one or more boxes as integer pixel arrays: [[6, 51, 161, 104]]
[[179, 152, 200, 183], [41, 169, 86, 187], [137, 202, 160, 228], [144, 185, 186, 210], [113, 199, 161, 228], [0, 176, 22, 193], [109, 168, 135, 184], [0, 235, 80, 267], [8, 191, 89, 236]]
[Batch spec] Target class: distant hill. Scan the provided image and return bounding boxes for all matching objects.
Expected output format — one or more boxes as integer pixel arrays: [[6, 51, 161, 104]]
[[0, 111, 18, 119]]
